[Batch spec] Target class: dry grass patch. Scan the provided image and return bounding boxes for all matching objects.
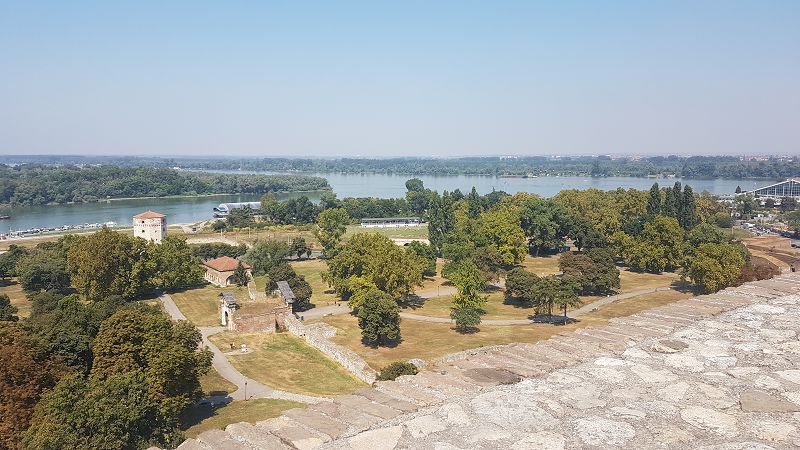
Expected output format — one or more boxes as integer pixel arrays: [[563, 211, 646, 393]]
[[0, 280, 31, 318], [170, 285, 251, 326], [181, 398, 302, 439], [290, 259, 341, 307], [316, 289, 692, 369], [208, 332, 365, 396], [518, 255, 561, 275], [200, 368, 238, 397], [618, 269, 680, 292], [345, 225, 429, 240]]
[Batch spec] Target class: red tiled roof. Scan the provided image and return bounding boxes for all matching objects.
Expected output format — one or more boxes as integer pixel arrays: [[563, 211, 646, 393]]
[[133, 211, 165, 219], [203, 256, 250, 272]]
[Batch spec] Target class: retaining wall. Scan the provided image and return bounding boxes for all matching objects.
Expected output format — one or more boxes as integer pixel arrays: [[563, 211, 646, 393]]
[[284, 315, 377, 384]]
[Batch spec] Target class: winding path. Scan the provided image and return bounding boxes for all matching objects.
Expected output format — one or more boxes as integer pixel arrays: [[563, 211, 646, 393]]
[[159, 293, 327, 404]]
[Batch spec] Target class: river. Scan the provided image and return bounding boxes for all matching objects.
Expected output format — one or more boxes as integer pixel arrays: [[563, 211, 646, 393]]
[[0, 173, 768, 234]]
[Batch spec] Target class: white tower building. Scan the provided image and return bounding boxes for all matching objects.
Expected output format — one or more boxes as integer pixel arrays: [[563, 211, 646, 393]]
[[133, 211, 167, 243]]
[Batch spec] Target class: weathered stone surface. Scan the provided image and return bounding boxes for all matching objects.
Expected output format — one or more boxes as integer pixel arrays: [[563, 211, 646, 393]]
[[740, 390, 800, 412], [346, 426, 402, 450], [225, 423, 286, 449], [183, 276, 800, 450]]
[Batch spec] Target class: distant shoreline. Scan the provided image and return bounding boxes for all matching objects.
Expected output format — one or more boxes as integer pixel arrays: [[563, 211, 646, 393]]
[[0, 188, 332, 208]]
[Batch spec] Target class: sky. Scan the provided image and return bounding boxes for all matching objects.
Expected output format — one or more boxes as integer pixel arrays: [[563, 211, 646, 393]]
[[0, 1, 798, 158]]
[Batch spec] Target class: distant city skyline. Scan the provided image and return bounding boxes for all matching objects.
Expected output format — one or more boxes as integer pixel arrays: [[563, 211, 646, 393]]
[[1, 1, 798, 157]]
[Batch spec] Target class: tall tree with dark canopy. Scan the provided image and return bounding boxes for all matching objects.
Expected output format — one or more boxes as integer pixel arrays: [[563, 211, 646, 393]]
[[427, 191, 456, 253], [647, 182, 661, 215], [357, 289, 401, 346], [680, 185, 699, 229]]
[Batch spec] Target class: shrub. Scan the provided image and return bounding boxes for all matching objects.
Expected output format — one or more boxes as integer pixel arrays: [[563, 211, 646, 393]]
[[376, 361, 418, 381]]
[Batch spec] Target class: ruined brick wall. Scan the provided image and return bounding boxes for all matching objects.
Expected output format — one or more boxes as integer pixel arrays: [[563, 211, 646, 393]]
[[231, 305, 290, 333]]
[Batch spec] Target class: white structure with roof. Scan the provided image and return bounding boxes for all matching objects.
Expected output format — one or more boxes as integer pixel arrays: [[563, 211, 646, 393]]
[[133, 211, 166, 243], [360, 217, 422, 228], [747, 178, 800, 199]]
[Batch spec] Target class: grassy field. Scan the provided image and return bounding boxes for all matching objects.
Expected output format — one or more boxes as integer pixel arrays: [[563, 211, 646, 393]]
[[200, 368, 238, 397], [517, 255, 562, 275], [170, 285, 251, 326], [0, 279, 31, 318], [181, 398, 302, 438], [314, 287, 692, 370], [208, 332, 365, 396], [290, 259, 340, 307], [345, 224, 428, 239]]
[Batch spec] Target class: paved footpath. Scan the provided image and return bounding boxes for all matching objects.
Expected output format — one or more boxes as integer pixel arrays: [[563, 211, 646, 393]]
[[174, 274, 800, 449], [159, 294, 327, 404]]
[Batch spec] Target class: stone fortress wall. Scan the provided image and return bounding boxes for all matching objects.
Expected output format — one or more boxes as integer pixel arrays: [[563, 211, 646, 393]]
[[285, 315, 378, 384], [177, 274, 800, 449]]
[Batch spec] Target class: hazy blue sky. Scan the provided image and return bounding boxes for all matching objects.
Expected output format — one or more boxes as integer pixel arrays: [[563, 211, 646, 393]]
[[1, 1, 798, 157]]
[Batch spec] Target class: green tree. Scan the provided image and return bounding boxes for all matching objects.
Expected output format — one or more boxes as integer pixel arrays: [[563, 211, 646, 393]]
[[0, 294, 18, 322], [357, 289, 401, 346], [680, 185, 699, 229], [326, 233, 425, 301], [22, 372, 163, 450], [647, 182, 661, 215], [405, 178, 425, 192], [67, 228, 154, 301], [687, 223, 728, 248], [711, 212, 734, 228], [448, 260, 488, 332], [0, 245, 29, 280], [559, 249, 620, 295], [623, 239, 666, 273], [243, 240, 289, 275], [314, 208, 350, 257], [91, 307, 212, 427], [520, 198, 566, 256], [480, 204, 527, 265], [685, 243, 746, 294], [639, 215, 686, 271], [231, 262, 250, 286], [148, 236, 205, 291], [467, 187, 483, 219], [735, 194, 755, 220], [290, 237, 309, 259], [405, 241, 437, 276], [780, 197, 798, 212], [504, 267, 540, 307], [552, 275, 582, 322], [427, 191, 456, 252], [226, 206, 255, 228]]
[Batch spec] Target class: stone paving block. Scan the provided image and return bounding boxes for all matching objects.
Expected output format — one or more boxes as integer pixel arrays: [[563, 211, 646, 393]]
[[456, 367, 521, 385], [224, 422, 287, 449], [268, 422, 328, 449], [309, 401, 384, 432], [375, 380, 442, 406], [175, 439, 206, 450], [353, 387, 418, 412], [415, 370, 483, 393], [638, 311, 697, 325], [195, 429, 251, 450], [470, 353, 545, 378], [334, 394, 403, 420], [395, 374, 463, 399], [283, 408, 349, 439]]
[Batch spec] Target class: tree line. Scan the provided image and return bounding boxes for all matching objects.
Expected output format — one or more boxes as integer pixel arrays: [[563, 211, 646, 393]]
[[0, 229, 213, 449], [0, 164, 330, 205], [5, 154, 800, 179]]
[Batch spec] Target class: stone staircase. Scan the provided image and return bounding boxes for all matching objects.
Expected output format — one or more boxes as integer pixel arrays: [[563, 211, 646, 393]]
[[176, 275, 800, 449]]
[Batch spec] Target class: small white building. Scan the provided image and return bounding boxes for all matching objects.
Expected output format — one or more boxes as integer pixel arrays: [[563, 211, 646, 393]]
[[133, 211, 167, 244], [360, 217, 422, 228]]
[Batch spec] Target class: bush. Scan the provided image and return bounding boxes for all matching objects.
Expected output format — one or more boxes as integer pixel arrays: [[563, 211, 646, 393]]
[[376, 362, 419, 381]]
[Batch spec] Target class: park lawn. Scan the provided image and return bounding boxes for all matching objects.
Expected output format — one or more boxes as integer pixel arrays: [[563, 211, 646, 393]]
[[208, 332, 365, 396], [417, 259, 449, 295], [188, 226, 318, 247], [518, 255, 561, 275], [290, 259, 340, 307], [618, 269, 680, 292], [200, 368, 238, 397], [253, 275, 268, 293], [171, 284, 250, 326], [345, 224, 429, 240], [312, 312, 607, 370], [0, 280, 31, 318], [583, 289, 693, 319], [316, 289, 692, 370], [181, 398, 302, 438]]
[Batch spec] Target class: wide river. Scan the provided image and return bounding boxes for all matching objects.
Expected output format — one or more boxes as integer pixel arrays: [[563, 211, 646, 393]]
[[0, 172, 768, 233]]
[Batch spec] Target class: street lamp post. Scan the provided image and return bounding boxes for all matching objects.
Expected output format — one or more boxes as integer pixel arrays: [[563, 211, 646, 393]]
[[244, 381, 247, 401]]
